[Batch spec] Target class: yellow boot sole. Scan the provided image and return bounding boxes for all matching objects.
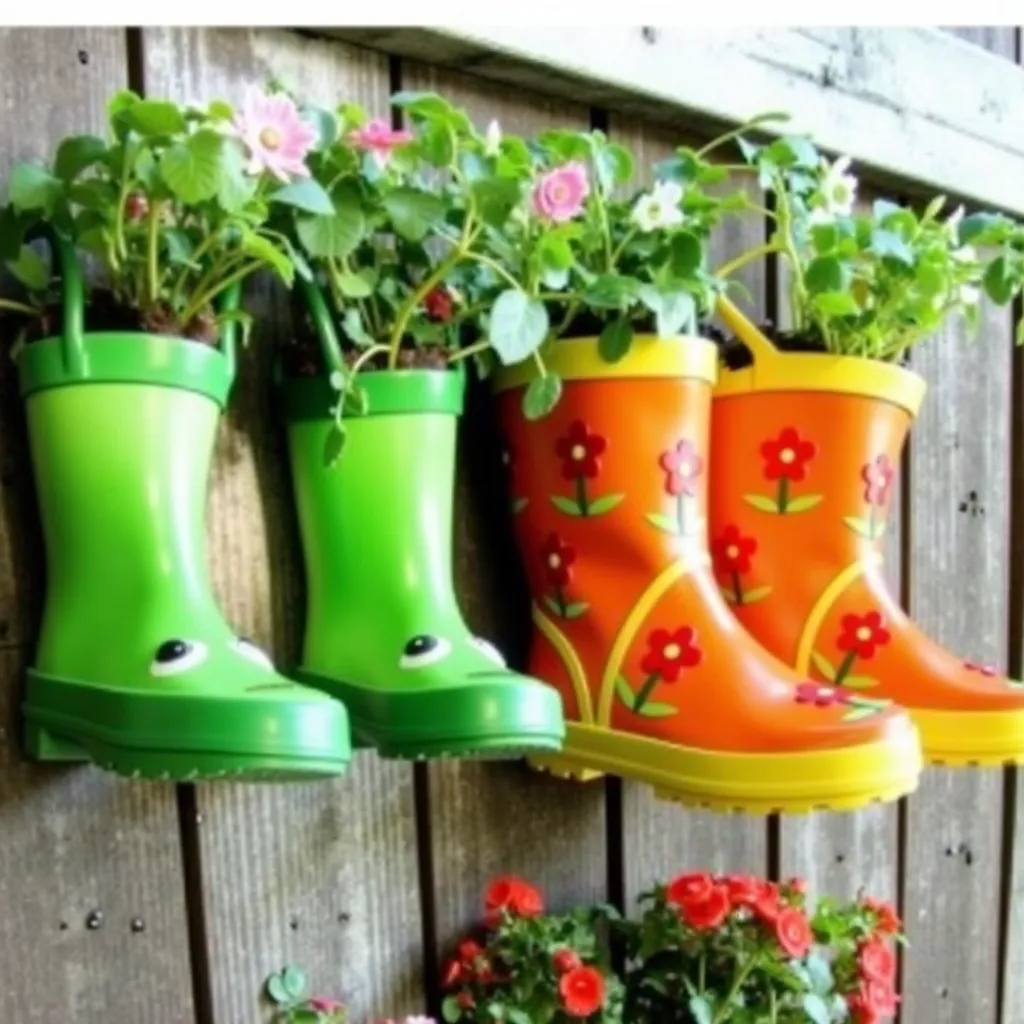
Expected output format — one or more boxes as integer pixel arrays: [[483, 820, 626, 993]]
[[914, 706, 1024, 766], [528, 721, 923, 814]]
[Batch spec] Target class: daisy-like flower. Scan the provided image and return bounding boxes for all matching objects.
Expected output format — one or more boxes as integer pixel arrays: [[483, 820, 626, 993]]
[[484, 119, 502, 157], [349, 118, 414, 169], [631, 180, 685, 232], [233, 86, 318, 182], [816, 154, 857, 219]]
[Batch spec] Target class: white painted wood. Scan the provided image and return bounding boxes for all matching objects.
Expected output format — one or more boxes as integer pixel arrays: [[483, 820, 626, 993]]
[[333, 26, 1024, 216]]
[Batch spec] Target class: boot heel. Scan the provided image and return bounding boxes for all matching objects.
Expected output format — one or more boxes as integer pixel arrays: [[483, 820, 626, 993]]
[[25, 722, 89, 762]]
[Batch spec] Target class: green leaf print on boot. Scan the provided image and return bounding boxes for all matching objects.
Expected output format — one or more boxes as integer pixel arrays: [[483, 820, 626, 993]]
[[280, 284, 564, 759], [17, 250, 349, 781]]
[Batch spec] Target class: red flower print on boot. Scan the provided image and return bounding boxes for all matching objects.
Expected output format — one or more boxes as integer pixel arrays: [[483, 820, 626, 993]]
[[745, 427, 821, 515], [616, 627, 702, 718], [712, 524, 772, 606], [539, 533, 588, 621], [810, 611, 893, 722], [795, 682, 850, 707], [552, 421, 622, 517], [846, 454, 895, 540], [837, 611, 891, 660], [648, 438, 704, 537]]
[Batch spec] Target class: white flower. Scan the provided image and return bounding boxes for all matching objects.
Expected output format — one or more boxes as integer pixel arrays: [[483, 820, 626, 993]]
[[952, 244, 977, 264], [631, 180, 685, 232], [959, 284, 981, 306], [808, 205, 836, 226], [484, 119, 502, 156], [403, 1017, 437, 1024], [945, 204, 965, 241], [818, 154, 857, 218]]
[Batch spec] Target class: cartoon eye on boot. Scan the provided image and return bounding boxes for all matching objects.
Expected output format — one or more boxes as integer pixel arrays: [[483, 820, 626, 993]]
[[232, 637, 274, 670], [399, 635, 452, 669], [150, 639, 208, 677], [468, 636, 507, 667]]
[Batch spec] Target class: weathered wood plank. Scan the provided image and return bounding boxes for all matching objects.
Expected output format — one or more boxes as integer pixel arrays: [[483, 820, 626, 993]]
[[900, 306, 1010, 1024], [606, 115, 769, 898], [329, 27, 1024, 216], [400, 63, 610, 954], [0, 29, 196, 1024], [140, 28, 425, 1022]]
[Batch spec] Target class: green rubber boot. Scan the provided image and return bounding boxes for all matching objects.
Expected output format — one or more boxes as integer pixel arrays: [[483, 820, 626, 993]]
[[280, 282, 565, 760], [18, 239, 349, 782]]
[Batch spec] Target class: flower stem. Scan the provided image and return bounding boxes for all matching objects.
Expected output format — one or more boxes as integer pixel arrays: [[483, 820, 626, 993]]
[[834, 649, 858, 687], [676, 492, 687, 535], [777, 477, 789, 513], [710, 957, 758, 1024], [464, 250, 521, 290], [0, 299, 41, 317], [732, 569, 743, 606], [447, 339, 490, 363], [146, 200, 162, 307], [179, 260, 262, 328], [575, 475, 590, 516], [715, 243, 782, 280], [555, 583, 567, 618], [769, 987, 778, 1024], [695, 111, 790, 159], [633, 672, 661, 713]]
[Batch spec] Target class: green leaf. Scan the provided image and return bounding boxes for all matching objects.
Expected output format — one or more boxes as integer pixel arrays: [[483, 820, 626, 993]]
[[842, 675, 879, 690], [688, 995, 713, 1024], [646, 512, 680, 535], [639, 702, 677, 718], [489, 288, 549, 365], [805, 952, 833, 994], [523, 372, 562, 420], [107, 88, 140, 137], [785, 494, 823, 513], [296, 184, 366, 259], [605, 142, 634, 184], [160, 129, 225, 203], [537, 230, 575, 272], [282, 967, 306, 1000], [843, 515, 885, 539], [598, 316, 633, 363], [615, 675, 635, 710], [669, 231, 702, 277], [390, 90, 471, 132], [342, 307, 375, 347], [9, 163, 62, 213], [802, 993, 830, 1024], [563, 602, 590, 619], [804, 255, 844, 295], [216, 140, 257, 214], [743, 493, 780, 513], [302, 106, 339, 151], [207, 99, 234, 122], [270, 177, 335, 215], [588, 493, 624, 515], [511, 496, 529, 515], [265, 974, 289, 1006], [472, 177, 522, 227], [54, 135, 107, 183], [871, 228, 914, 266], [583, 273, 641, 310], [542, 595, 562, 617], [654, 291, 696, 338], [960, 211, 1009, 244], [843, 704, 881, 722], [984, 255, 1016, 305], [813, 291, 860, 317], [126, 99, 186, 136], [336, 271, 372, 298], [740, 585, 773, 604], [811, 221, 838, 254], [382, 186, 446, 242], [6, 245, 49, 291], [290, 1011, 320, 1024], [323, 424, 346, 466], [550, 495, 583, 516], [811, 651, 836, 682], [241, 231, 293, 285], [441, 995, 463, 1024]]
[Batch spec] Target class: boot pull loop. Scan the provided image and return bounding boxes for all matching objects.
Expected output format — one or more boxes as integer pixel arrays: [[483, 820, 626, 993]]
[[29, 225, 86, 377], [715, 293, 779, 367], [297, 274, 345, 376]]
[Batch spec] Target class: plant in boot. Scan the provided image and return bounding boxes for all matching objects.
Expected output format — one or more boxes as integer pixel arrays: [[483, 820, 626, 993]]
[[618, 871, 904, 1024], [458, 112, 787, 419], [264, 966, 348, 1023], [276, 90, 565, 761], [7, 85, 350, 783], [1, 84, 328, 348], [440, 876, 624, 1024], [716, 134, 1024, 362]]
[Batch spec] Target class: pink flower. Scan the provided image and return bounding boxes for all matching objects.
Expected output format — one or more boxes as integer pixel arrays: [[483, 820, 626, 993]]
[[308, 996, 344, 1013], [349, 118, 414, 168], [234, 86, 318, 182], [532, 162, 590, 223]]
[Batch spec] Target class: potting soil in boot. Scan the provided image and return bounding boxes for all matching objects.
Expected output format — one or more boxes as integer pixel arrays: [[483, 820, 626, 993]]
[[494, 335, 922, 814], [20, 335, 350, 781], [283, 367, 565, 760], [710, 296, 1024, 766]]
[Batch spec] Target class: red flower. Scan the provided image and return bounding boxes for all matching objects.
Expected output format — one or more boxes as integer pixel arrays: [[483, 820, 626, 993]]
[[124, 191, 149, 221], [786, 877, 809, 896], [761, 427, 817, 482], [667, 872, 715, 907], [640, 627, 702, 682], [541, 533, 576, 589], [965, 659, 998, 677], [441, 959, 463, 989], [423, 286, 453, 322], [555, 420, 607, 480], [753, 886, 781, 925], [795, 681, 849, 707], [559, 966, 606, 1018], [659, 439, 704, 497], [722, 874, 761, 907], [862, 897, 902, 935], [552, 948, 582, 974], [680, 884, 731, 931], [775, 906, 813, 958], [862, 454, 895, 506], [858, 936, 897, 984], [484, 875, 544, 923], [848, 979, 899, 1023], [456, 991, 476, 1011], [712, 524, 758, 575], [837, 611, 891, 659], [308, 997, 344, 1013], [458, 939, 485, 965]]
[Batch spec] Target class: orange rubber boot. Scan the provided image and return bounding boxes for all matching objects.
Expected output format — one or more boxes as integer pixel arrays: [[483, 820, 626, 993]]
[[493, 335, 921, 813], [710, 298, 1024, 767]]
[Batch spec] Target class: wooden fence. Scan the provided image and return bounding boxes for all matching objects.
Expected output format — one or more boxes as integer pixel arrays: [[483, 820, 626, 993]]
[[0, 24, 1021, 1024]]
